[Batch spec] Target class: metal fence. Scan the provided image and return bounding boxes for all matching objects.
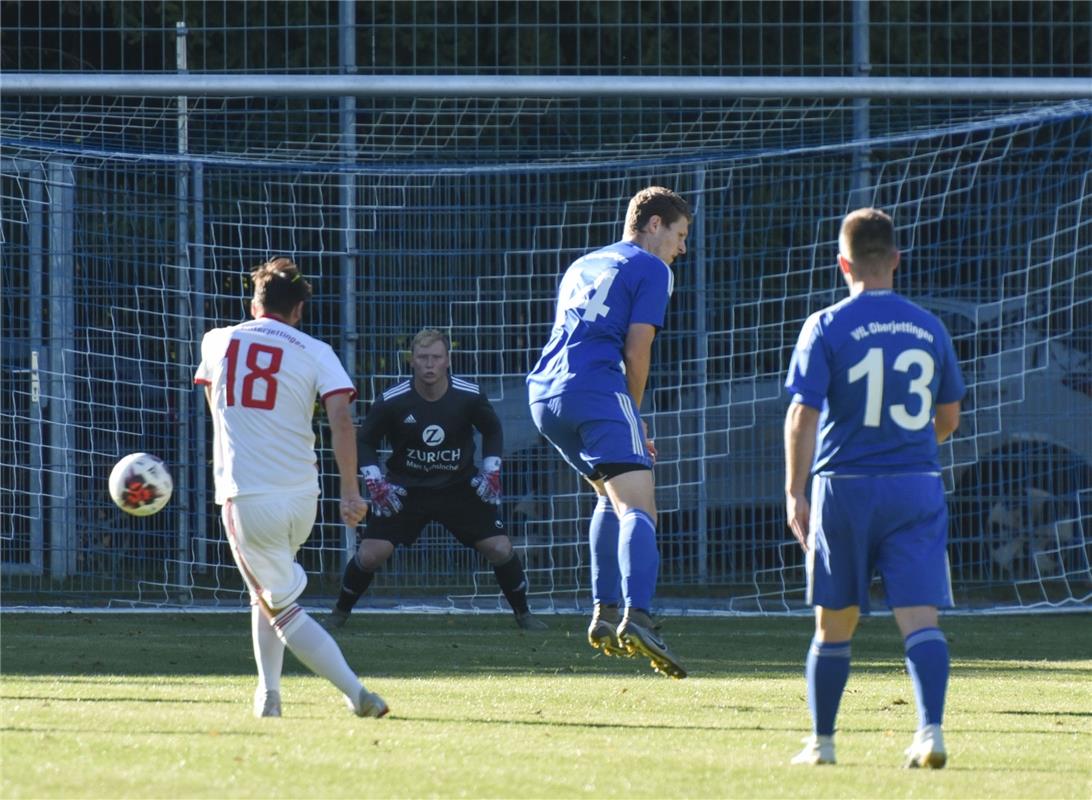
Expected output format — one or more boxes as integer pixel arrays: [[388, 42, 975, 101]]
[[2, 2, 1090, 611]]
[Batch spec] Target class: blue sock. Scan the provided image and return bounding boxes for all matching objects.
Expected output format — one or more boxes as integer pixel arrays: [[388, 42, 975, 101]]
[[618, 509, 659, 611], [904, 627, 949, 728], [589, 496, 621, 605], [806, 638, 852, 737]]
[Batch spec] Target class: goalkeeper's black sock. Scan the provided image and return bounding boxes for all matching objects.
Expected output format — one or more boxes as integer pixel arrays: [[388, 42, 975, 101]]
[[336, 554, 375, 613], [492, 553, 530, 615]]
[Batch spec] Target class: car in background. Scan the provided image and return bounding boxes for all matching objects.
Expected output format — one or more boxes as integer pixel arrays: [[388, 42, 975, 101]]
[[925, 297, 1092, 582], [497, 295, 1092, 588]]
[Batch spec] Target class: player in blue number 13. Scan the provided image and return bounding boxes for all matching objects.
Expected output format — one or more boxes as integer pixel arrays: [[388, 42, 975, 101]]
[[783, 209, 966, 768], [527, 186, 692, 679]]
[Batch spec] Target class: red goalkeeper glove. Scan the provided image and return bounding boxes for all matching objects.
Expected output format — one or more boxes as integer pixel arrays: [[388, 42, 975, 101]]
[[360, 465, 407, 517]]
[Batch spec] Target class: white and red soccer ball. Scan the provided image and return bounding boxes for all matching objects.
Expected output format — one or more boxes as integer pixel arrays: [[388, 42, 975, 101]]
[[108, 452, 173, 517]]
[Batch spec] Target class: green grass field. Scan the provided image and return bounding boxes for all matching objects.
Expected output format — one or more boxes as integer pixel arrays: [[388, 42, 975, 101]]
[[1, 612, 1089, 799]]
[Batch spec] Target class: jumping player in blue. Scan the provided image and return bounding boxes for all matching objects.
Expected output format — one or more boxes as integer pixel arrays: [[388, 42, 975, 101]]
[[784, 208, 966, 767], [528, 186, 691, 679]]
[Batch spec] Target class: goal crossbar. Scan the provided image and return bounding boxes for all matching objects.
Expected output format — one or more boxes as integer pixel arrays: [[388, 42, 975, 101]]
[[3, 74, 1092, 99]]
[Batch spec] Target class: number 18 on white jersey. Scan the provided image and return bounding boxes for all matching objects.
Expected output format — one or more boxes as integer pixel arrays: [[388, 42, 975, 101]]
[[194, 316, 357, 504]]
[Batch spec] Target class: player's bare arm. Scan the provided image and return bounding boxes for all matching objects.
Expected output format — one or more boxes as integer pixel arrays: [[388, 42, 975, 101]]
[[624, 322, 658, 461], [325, 392, 368, 527], [934, 401, 960, 443], [784, 401, 820, 550], [622, 322, 656, 408]]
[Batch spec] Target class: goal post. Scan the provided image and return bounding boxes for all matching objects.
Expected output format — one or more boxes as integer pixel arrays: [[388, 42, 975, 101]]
[[2, 76, 1090, 613], [5, 73, 1092, 99]]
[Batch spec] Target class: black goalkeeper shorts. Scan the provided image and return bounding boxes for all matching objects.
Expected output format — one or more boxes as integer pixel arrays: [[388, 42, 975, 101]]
[[362, 479, 506, 548]]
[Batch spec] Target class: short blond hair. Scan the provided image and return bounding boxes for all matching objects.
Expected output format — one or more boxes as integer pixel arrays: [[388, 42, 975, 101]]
[[411, 328, 450, 353]]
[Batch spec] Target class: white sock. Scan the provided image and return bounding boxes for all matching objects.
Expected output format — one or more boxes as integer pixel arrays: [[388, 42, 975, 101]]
[[251, 604, 284, 694], [273, 605, 363, 702]]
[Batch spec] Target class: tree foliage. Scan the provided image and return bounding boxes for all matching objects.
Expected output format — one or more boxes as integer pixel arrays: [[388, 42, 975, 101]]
[[2, 1, 1088, 77]]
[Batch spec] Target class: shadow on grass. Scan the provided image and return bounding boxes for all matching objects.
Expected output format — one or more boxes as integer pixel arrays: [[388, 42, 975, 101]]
[[1, 712, 1080, 741], [1, 613, 1089, 679], [1, 694, 236, 704], [1, 725, 272, 738]]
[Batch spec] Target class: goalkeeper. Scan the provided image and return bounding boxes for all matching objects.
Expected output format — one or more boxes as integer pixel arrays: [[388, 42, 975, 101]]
[[324, 328, 547, 632]]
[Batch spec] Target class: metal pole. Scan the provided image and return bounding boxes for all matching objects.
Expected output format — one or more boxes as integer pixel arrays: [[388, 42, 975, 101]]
[[47, 160, 76, 580], [4, 74, 1092, 99], [692, 167, 708, 584], [174, 20, 192, 596], [192, 160, 208, 571], [338, 0, 359, 566], [850, 0, 873, 208], [28, 169, 45, 575]]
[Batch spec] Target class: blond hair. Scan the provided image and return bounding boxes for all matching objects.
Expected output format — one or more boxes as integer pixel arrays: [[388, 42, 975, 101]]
[[411, 328, 450, 353]]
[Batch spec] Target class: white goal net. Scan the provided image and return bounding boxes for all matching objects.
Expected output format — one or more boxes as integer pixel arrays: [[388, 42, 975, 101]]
[[2, 95, 1090, 613]]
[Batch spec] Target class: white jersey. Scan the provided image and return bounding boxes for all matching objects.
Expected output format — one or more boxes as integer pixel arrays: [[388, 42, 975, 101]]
[[194, 316, 356, 504]]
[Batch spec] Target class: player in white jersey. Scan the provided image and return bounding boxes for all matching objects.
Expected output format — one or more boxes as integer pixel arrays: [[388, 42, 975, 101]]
[[195, 257, 388, 719]]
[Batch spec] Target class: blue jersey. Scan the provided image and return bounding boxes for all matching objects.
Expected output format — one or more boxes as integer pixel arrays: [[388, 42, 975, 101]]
[[527, 240, 674, 402], [785, 290, 966, 474]]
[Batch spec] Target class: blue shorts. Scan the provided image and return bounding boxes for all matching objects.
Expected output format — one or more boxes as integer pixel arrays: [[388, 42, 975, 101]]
[[807, 473, 954, 613], [529, 390, 652, 479]]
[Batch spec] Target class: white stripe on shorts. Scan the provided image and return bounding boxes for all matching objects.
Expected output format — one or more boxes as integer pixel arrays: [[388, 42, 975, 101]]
[[614, 392, 644, 455], [817, 471, 942, 478]]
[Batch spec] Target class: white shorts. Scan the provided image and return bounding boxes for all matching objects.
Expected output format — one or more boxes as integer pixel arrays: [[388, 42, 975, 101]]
[[222, 491, 316, 611]]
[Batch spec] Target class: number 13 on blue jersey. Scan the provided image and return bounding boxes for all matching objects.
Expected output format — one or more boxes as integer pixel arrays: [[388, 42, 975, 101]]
[[847, 346, 935, 431]]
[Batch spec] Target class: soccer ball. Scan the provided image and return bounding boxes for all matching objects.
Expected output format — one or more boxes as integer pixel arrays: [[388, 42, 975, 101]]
[[108, 452, 173, 516]]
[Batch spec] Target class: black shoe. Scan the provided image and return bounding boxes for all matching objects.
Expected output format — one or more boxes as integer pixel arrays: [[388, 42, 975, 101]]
[[515, 611, 549, 631], [321, 607, 350, 632]]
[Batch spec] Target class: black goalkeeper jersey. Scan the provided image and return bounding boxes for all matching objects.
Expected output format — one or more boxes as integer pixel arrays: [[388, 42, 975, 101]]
[[358, 376, 503, 489]]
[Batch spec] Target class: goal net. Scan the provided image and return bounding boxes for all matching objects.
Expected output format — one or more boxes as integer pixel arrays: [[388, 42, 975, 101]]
[[2, 95, 1090, 613]]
